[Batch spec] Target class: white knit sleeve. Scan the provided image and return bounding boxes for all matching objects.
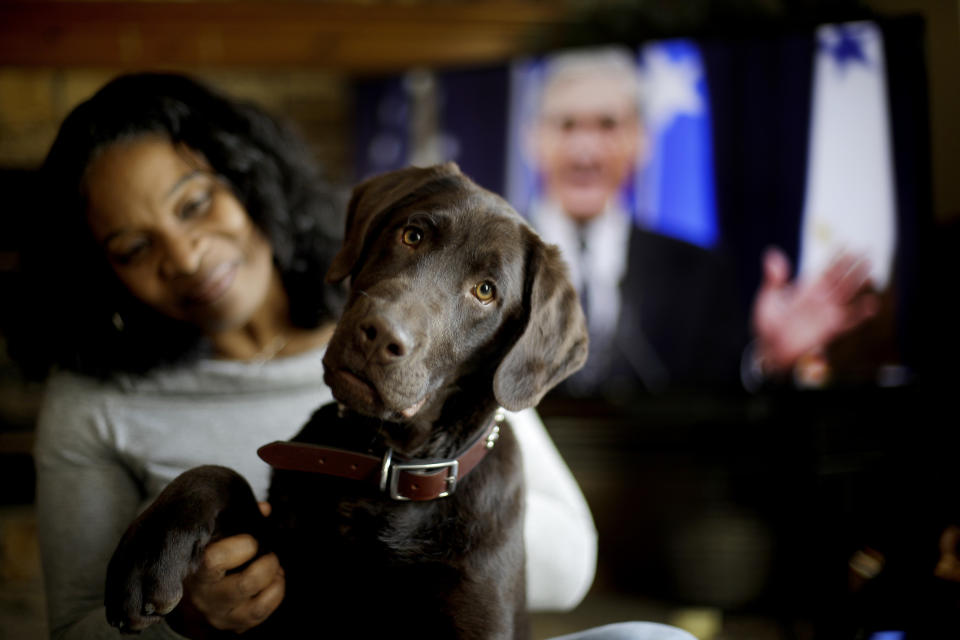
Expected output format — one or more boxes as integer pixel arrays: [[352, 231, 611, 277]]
[[508, 407, 598, 611], [34, 373, 184, 640]]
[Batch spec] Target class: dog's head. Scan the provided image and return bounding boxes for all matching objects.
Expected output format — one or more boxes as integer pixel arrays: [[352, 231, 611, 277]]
[[322, 163, 587, 424]]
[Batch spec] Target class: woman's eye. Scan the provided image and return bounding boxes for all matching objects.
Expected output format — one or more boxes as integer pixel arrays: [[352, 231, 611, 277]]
[[180, 192, 212, 219], [110, 241, 149, 265], [401, 226, 423, 247], [473, 281, 496, 304]]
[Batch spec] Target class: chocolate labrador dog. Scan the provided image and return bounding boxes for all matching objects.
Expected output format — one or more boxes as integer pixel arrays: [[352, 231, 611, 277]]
[[104, 163, 588, 638]]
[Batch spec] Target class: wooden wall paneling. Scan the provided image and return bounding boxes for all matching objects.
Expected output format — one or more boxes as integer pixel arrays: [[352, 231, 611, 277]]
[[0, 2, 570, 71]]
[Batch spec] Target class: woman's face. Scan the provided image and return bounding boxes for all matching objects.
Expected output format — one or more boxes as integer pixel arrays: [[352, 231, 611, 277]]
[[84, 136, 275, 333]]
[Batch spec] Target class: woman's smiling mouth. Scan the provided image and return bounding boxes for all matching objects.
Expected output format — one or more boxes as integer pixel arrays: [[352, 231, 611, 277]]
[[183, 262, 238, 306]]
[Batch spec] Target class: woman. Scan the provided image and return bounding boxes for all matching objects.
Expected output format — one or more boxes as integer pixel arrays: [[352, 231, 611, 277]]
[[8, 73, 600, 639]]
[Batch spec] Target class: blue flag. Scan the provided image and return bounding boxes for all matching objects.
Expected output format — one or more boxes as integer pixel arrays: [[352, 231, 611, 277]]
[[634, 39, 719, 248]]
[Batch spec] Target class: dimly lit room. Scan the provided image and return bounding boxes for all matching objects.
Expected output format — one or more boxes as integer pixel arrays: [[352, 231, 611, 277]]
[[1, 1, 958, 639]]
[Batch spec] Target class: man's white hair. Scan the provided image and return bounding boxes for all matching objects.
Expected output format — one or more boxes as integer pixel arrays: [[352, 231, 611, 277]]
[[538, 46, 644, 119]]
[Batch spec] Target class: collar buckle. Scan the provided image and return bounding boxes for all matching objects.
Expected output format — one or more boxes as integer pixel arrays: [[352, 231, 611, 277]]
[[384, 457, 460, 501]]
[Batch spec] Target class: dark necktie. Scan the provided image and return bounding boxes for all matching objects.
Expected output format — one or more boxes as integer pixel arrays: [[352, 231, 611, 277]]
[[577, 227, 590, 323]]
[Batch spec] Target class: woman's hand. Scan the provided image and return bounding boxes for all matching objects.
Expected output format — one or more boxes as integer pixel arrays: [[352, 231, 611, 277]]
[[170, 502, 285, 637]]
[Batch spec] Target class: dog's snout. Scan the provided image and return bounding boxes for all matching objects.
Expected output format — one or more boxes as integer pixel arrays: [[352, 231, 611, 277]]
[[358, 315, 414, 362]]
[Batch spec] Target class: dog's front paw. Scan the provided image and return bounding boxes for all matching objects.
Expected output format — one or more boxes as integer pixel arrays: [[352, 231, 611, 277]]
[[105, 516, 208, 633], [103, 465, 248, 632], [104, 465, 265, 632]]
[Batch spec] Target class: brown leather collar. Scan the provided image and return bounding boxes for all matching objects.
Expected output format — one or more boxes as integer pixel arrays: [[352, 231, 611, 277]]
[[257, 409, 505, 501]]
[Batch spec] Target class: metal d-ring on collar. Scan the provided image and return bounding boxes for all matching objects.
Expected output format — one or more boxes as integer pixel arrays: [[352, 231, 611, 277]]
[[378, 407, 504, 501]]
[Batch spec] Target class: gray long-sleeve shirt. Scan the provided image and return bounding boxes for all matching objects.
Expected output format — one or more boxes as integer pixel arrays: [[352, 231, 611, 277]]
[[34, 347, 597, 639]]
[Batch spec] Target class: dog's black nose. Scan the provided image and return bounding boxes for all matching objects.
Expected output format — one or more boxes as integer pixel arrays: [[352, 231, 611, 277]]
[[358, 315, 413, 362]]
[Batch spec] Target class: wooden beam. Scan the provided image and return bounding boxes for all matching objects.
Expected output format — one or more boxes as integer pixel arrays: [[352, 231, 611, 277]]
[[0, 1, 570, 72]]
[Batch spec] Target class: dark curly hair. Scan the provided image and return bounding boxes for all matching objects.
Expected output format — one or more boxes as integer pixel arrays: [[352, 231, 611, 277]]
[[7, 72, 344, 379]]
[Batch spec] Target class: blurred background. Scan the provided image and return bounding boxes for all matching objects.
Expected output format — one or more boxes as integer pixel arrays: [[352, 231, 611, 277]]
[[1, 1, 958, 639]]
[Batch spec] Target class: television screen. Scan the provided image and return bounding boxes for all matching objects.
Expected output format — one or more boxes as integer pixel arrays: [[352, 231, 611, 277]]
[[353, 17, 929, 398]]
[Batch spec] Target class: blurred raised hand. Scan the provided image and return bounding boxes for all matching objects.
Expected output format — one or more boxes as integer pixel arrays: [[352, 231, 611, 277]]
[[751, 246, 880, 377]]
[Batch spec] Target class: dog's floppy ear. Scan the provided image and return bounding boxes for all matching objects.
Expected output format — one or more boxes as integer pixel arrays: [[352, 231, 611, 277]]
[[493, 231, 589, 411], [326, 162, 463, 283]]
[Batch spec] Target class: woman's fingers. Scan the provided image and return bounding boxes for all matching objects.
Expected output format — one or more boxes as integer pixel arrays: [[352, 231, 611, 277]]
[[206, 552, 284, 632], [186, 549, 285, 633], [258, 501, 272, 517], [193, 534, 259, 583], [237, 564, 286, 630], [229, 552, 282, 599]]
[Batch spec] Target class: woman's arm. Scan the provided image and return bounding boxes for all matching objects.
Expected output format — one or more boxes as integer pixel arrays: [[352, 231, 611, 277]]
[[508, 408, 598, 611], [36, 374, 285, 639], [35, 374, 185, 639]]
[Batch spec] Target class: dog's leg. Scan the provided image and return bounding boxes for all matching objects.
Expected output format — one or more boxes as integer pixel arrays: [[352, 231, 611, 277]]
[[445, 523, 529, 640], [104, 465, 267, 632]]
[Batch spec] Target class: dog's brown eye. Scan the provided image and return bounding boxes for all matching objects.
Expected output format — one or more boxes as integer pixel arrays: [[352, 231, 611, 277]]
[[402, 226, 423, 247], [473, 281, 496, 303]]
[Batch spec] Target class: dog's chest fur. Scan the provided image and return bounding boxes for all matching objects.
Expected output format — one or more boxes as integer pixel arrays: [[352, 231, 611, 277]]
[[261, 402, 526, 638]]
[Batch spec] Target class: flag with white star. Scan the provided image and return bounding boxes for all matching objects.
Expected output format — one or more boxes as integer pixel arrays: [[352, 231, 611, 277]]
[[798, 21, 897, 290], [634, 39, 719, 249]]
